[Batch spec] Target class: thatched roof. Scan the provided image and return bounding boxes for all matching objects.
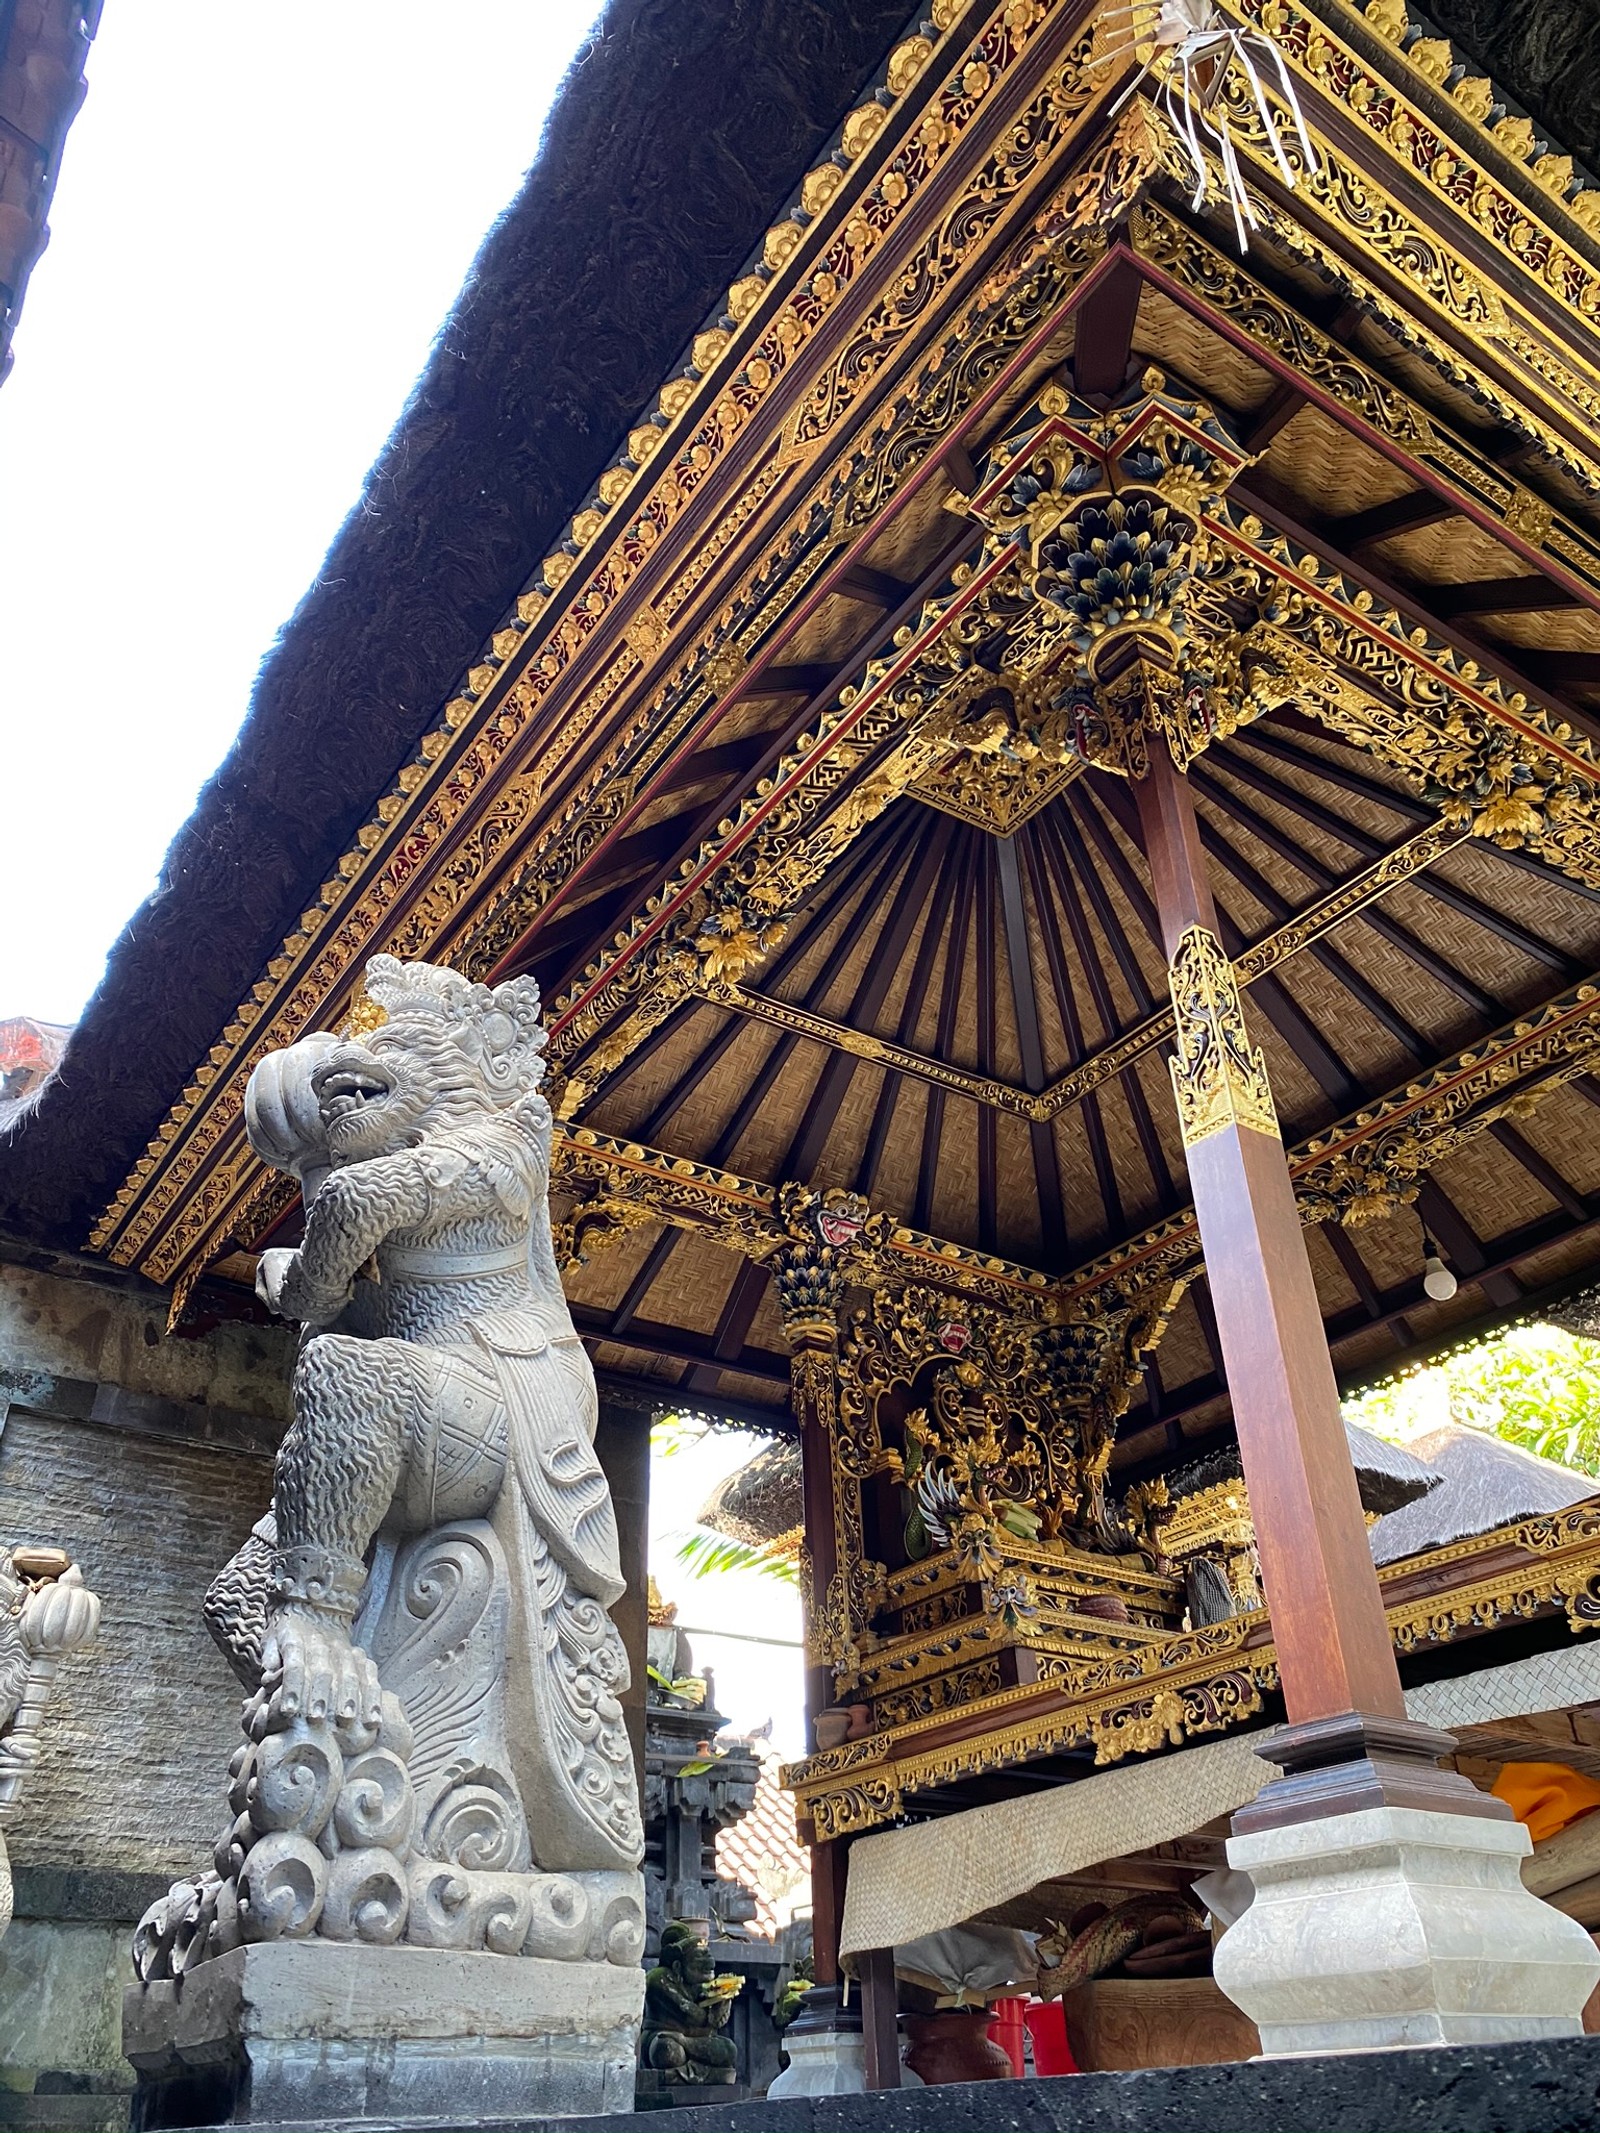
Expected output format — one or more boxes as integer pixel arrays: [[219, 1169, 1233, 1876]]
[[1163, 1424, 1441, 1518], [1370, 1422, 1595, 1563], [699, 1440, 803, 1548], [1424, 0, 1600, 174], [0, 0, 917, 1248], [1344, 1419, 1444, 1517]]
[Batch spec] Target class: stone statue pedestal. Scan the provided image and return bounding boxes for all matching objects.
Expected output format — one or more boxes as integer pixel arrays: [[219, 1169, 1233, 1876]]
[[124, 1941, 644, 2125]]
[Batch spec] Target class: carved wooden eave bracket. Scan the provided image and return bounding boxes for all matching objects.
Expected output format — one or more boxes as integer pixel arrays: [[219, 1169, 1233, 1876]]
[[955, 365, 1264, 780]]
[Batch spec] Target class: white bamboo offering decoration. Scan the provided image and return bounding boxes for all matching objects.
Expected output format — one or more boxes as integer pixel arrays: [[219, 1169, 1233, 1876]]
[[1098, 0, 1319, 248]]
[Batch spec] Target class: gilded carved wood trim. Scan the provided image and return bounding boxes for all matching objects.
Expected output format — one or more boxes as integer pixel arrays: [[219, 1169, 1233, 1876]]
[[92, 3, 1116, 1290], [782, 1496, 1600, 1836]]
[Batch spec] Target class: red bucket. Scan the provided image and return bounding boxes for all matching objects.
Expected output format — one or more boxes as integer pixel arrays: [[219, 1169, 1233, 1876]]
[[1023, 1997, 1080, 2078], [988, 1995, 1027, 2077]]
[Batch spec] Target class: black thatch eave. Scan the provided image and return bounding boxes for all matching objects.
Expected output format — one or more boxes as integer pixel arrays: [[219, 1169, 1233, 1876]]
[[0, 0, 920, 1252], [1417, 0, 1600, 175]]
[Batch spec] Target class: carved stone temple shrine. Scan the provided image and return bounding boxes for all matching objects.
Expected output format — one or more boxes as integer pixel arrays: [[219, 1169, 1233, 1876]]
[[9, 0, 1600, 2124]]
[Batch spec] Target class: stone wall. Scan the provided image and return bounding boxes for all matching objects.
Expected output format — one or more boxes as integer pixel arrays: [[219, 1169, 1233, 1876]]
[[0, 1240, 294, 2125]]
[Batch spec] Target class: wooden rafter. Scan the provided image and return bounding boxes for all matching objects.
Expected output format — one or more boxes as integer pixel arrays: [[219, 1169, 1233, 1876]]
[[914, 830, 976, 1235], [640, 812, 919, 1144], [512, 517, 982, 993], [780, 815, 954, 1183], [1234, 476, 1600, 745], [996, 830, 1068, 1260], [855, 829, 962, 1201], [1237, 718, 1600, 910], [1222, 737, 1586, 978], [1038, 797, 1177, 1215], [1021, 820, 1123, 1237], [975, 838, 1000, 1254]]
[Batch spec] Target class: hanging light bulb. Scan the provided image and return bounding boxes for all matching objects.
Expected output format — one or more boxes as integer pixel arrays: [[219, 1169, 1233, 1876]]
[[1422, 1237, 1458, 1303]]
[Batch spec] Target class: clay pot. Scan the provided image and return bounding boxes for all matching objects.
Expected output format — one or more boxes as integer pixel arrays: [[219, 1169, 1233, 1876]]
[[813, 1707, 853, 1751], [1076, 1593, 1131, 1624], [902, 2009, 1015, 2085], [843, 1702, 874, 1740]]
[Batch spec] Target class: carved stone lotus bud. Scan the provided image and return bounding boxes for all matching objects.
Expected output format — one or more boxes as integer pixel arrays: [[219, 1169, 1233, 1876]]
[[20, 1563, 100, 1660]]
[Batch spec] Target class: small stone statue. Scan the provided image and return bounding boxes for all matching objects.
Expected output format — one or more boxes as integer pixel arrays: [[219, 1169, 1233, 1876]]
[[134, 955, 644, 1977], [642, 1922, 741, 2083], [0, 1548, 100, 1936]]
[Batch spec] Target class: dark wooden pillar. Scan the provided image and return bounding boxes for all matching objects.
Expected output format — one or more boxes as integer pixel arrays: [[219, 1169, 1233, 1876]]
[[594, 1393, 650, 1790], [1134, 738, 1403, 1728], [858, 1947, 902, 2090], [1131, 737, 1501, 1824], [787, 1314, 850, 1986]]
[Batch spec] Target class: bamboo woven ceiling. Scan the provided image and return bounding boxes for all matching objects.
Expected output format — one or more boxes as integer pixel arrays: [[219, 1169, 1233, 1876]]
[[526, 268, 1600, 1473]]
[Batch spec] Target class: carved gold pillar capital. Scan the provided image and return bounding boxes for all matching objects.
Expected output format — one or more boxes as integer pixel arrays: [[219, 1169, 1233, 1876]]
[[772, 1182, 883, 1347], [1166, 922, 1280, 1149], [969, 368, 1262, 781]]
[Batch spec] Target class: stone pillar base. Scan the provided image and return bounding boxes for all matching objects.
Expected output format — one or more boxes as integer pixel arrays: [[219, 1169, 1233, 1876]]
[[766, 1986, 867, 2097], [123, 1940, 644, 2125], [1215, 1804, 1600, 2056]]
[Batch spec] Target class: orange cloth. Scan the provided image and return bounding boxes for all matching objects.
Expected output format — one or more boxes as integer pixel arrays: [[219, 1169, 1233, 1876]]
[[1492, 1761, 1600, 1844]]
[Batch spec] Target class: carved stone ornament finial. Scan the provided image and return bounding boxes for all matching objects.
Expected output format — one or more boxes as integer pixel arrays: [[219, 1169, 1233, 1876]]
[[0, 1551, 100, 1939], [132, 955, 646, 1988]]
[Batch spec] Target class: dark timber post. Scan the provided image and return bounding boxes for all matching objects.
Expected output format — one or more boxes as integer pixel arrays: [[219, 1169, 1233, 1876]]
[[1133, 736, 1494, 1817], [594, 1392, 651, 1792]]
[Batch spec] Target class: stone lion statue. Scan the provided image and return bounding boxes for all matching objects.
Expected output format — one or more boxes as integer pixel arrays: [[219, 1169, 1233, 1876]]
[[134, 955, 644, 1977]]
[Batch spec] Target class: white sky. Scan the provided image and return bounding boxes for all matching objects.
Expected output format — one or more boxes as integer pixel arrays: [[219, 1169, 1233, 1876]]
[[649, 1424, 807, 1760], [1, 1, 603, 1027]]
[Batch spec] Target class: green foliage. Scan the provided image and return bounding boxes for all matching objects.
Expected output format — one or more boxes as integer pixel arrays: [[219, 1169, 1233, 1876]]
[[1346, 1322, 1600, 1478], [651, 1412, 703, 1458], [647, 1663, 708, 1706], [675, 1526, 800, 1587]]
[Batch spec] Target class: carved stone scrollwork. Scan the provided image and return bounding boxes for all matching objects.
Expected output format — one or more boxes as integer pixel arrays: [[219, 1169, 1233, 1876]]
[[0, 1552, 100, 1941]]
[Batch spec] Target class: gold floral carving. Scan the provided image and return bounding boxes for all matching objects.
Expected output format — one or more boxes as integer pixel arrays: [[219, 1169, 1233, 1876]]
[[1218, 528, 1600, 896], [783, 1506, 1600, 1835], [1228, 0, 1600, 333], [1211, 86, 1600, 490], [90, 0, 1600, 1335], [1127, 203, 1600, 602], [1166, 925, 1281, 1148], [909, 677, 1083, 833]]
